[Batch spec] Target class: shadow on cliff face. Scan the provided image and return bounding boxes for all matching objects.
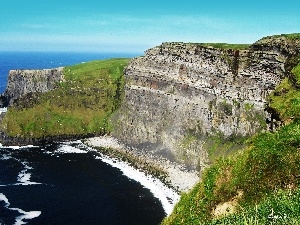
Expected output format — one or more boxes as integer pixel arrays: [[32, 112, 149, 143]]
[[0, 94, 9, 108], [131, 142, 177, 163], [127, 141, 197, 170]]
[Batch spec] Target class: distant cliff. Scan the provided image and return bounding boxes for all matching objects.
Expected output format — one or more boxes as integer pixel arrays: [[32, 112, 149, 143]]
[[0, 59, 128, 145], [113, 35, 300, 170], [1, 68, 64, 106]]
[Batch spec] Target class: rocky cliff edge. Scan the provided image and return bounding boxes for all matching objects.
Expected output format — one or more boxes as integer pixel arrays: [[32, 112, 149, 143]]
[[113, 34, 300, 170], [1, 67, 64, 106]]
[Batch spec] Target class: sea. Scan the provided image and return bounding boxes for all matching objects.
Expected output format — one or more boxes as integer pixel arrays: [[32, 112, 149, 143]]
[[0, 52, 178, 225]]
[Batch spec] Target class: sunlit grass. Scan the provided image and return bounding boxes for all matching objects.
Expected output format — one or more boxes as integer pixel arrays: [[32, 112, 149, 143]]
[[1, 58, 129, 138]]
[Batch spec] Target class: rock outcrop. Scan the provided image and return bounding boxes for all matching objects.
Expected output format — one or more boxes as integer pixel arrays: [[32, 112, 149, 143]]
[[113, 35, 300, 170], [1, 68, 64, 106]]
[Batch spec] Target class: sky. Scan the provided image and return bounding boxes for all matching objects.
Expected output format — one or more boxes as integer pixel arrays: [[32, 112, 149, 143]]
[[0, 0, 299, 53]]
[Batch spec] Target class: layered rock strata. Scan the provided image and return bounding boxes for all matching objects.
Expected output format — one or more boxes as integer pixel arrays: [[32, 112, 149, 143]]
[[114, 36, 299, 170], [2, 67, 64, 106]]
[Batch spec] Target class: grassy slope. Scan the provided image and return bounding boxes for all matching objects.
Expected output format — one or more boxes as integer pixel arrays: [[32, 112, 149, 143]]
[[0, 58, 129, 138], [162, 49, 300, 224]]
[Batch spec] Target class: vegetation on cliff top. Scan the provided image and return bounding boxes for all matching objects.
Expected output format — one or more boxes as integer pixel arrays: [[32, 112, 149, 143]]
[[0, 58, 128, 138], [263, 33, 300, 41], [162, 62, 300, 223], [198, 43, 250, 50]]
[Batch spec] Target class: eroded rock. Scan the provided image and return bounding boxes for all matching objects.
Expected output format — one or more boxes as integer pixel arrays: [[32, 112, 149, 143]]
[[113, 36, 300, 170]]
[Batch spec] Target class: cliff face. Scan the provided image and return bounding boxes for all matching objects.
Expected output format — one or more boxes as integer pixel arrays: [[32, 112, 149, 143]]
[[2, 68, 64, 106], [114, 36, 300, 170], [1, 35, 299, 170]]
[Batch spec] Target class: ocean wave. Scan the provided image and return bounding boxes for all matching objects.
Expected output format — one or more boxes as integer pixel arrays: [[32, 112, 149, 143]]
[[53, 141, 180, 215], [16, 161, 41, 186], [98, 154, 180, 215], [0, 149, 42, 186], [0, 193, 41, 225]]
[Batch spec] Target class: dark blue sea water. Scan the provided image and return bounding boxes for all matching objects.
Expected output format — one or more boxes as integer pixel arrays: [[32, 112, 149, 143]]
[[0, 51, 139, 94], [0, 142, 170, 225]]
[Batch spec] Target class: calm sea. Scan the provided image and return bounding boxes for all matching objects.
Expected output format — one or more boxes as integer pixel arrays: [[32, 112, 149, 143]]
[[0, 52, 175, 225]]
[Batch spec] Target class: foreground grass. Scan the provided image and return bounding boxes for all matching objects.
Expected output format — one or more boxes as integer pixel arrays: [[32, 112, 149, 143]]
[[209, 188, 300, 225], [163, 103, 300, 225], [163, 117, 300, 223], [0, 58, 129, 138]]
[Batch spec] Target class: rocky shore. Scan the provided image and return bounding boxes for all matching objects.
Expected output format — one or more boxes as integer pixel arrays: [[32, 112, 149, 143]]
[[0, 132, 104, 147], [84, 136, 199, 192]]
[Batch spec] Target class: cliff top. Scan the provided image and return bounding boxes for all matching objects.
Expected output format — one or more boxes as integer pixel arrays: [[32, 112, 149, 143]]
[[151, 33, 300, 53], [159, 42, 250, 50], [251, 33, 300, 55]]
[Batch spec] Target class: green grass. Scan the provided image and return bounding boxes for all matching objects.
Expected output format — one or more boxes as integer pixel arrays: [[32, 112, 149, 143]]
[[162, 119, 300, 224], [204, 133, 247, 164], [292, 63, 300, 86], [268, 33, 300, 40], [197, 43, 250, 50], [268, 70, 300, 121], [209, 188, 300, 225], [0, 58, 129, 138]]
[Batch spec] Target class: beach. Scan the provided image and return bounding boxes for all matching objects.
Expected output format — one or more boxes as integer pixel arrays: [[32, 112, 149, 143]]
[[84, 136, 200, 193]]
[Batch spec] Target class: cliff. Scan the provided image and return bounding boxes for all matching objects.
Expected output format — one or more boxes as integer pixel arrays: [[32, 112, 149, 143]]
[[1, 34, 299, 224], [113, 35, 300, 170], [1, 68, 64, 106], [1, 35, 299, 172], [0, 59, 128, 143]]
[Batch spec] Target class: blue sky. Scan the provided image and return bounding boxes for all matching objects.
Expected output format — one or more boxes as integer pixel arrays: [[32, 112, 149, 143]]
[[0, 0, 299, 53]]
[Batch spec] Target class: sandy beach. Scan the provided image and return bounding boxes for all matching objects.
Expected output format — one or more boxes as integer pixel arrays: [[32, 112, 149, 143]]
[[84, 136, 200, 193]]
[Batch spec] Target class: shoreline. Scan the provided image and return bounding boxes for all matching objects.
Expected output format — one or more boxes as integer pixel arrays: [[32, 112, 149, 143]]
[[0, 135, 200, 215], [0, 133, 200, 192], [83, 136, 200, 193]]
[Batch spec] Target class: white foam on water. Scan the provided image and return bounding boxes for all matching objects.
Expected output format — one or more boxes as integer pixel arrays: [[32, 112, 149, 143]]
[[16, 162, 41, 186], [61, 140, 82, 145], [2, 145, 39, 150], [0, 154, 12, 160], [20, 145, 37, 148], [56, 144, 88, 154], [12, 209, 41, 225], [0, 193, 41, 225], [54, 142, 180, 215], [8, 146, 20, 150], [0, 193, 10, 206], [2, 141, 179, 216], [0, 150, 41, 186], [96, 154, 180, 215]]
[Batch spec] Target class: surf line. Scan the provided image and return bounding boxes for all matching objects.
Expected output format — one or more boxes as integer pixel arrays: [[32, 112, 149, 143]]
[[56, 141, 180, 215], [98, 154, 180, 215], [0, 193, 41, 225]]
